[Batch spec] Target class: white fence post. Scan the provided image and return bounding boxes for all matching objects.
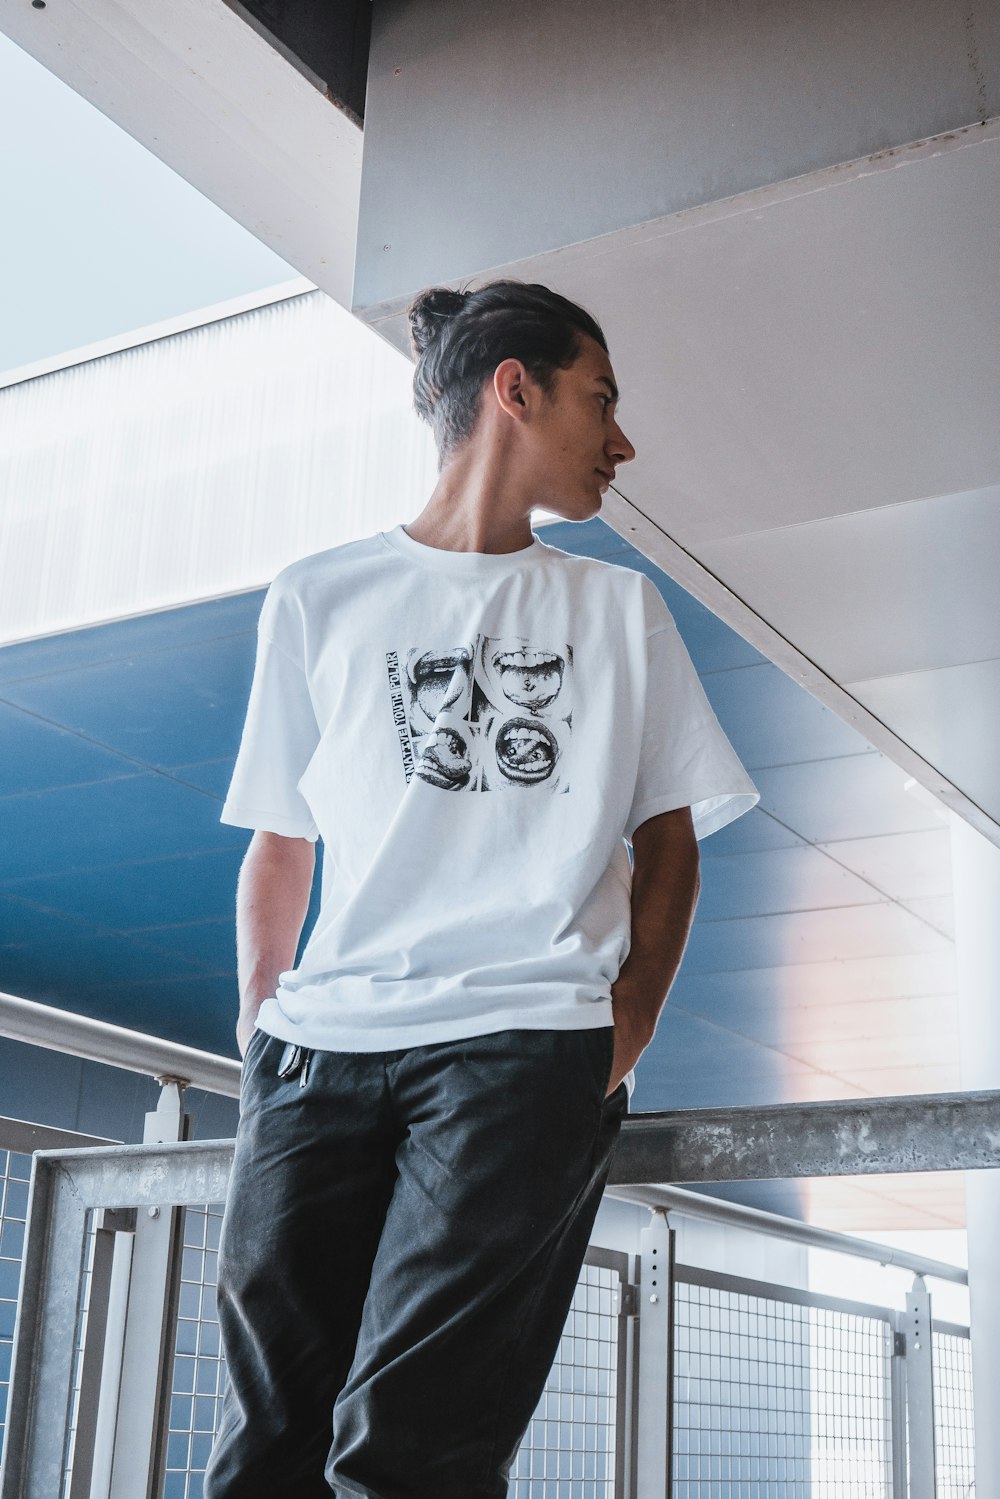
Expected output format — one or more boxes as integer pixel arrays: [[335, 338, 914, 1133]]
[[634, 1209, 672, 1497], [904, 1276, 937, 1499], [105, 1083, 189, 1499]]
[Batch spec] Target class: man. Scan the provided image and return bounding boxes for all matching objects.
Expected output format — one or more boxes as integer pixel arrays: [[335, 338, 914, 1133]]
[[206, 279, 758, 1498]]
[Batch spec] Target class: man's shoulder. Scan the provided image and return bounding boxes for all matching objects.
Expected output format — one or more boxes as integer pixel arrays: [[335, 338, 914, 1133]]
[[268, 533, 386, 601], [542, 541, 654, 604], [543, 543, 678, 639]]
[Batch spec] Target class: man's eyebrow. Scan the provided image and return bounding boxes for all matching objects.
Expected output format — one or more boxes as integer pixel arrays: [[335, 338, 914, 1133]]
[[595, 375, 620, 402]]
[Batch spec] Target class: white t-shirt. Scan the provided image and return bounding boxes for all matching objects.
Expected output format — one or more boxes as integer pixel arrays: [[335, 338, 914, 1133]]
[[221, 524, 759, 1092]]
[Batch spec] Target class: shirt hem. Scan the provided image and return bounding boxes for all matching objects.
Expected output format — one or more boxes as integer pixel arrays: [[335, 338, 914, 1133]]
[[626, 787, 759, 843], [253, 996, 616, 1054], [219, 803, 319, 840]]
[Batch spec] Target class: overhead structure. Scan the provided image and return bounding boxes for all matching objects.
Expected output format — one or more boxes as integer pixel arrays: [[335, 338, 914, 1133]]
[[5, 0, 998, 845], [352, 0, 1000, 848], [0, 0, 364, 307]]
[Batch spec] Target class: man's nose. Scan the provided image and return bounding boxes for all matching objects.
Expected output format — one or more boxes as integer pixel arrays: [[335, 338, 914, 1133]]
[[609, 424, 636, 465]]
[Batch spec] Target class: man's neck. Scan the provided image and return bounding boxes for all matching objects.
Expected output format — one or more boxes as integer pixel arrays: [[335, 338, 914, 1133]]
[[404, 439, 538, 554]]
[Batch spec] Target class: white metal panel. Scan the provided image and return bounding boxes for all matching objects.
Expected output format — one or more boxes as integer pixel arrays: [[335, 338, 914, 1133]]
[[697, 844, 886, 921], [701, 662, 872, 769], [751, 754, 950, 844], [694, 1175, 965, 1232], [696, 485, 1000, 682], [846, 658, 1000, 815], [756, 993, 962, 1050], [672, 953, 958, 1020], [701, 807, 807, 856], [899, 896, 956, 938], [816, 829, 952, 901], [833, 1061, 962, 1095], [779, 1016, 961, 1073], [0, 290, 439, 644], [684, 903, 952, 973], [802, 1176, 966, 1232]]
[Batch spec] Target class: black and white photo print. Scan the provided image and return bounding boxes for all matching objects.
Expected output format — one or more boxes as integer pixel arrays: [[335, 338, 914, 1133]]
[[385, 635, 573, 793]]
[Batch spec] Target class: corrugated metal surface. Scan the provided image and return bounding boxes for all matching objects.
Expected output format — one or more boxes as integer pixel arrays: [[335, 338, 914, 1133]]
[[0, 289, 438, 644]]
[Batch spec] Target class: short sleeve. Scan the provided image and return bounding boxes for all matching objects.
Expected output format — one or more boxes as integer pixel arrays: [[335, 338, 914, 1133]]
[[624, 601, 759, 844], [220, 580, 321, 841]]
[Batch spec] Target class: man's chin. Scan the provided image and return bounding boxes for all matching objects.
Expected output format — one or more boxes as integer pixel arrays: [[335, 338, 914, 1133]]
[[536, 497, 602, 524]]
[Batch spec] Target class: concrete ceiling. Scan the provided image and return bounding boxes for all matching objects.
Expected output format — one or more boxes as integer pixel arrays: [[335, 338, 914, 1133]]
[[360, 122, 1000, 855], [350, 0, 1000, 854]]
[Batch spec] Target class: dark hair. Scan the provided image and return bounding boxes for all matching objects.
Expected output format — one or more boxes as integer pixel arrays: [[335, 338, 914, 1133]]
[[407, 279, 608, 463]]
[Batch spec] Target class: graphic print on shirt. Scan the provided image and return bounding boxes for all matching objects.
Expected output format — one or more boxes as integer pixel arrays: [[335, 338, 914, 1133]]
[[385, 635, 573, 792]]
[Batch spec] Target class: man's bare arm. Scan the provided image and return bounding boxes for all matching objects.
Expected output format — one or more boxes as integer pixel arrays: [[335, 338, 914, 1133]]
[[607, 805, 701, 1095], [234, 829, 316, 1057]]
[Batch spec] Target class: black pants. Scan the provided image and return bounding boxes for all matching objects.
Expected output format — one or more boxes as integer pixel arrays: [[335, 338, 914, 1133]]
[[204, 1024, 627, 1499]]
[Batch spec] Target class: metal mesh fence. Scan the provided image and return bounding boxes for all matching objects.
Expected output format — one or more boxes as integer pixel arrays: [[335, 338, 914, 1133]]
[[159, 1215, 628, 1499], [933, 1325, 975, 1498], [673, 1268, 895, 1498], [163, 1203, 228, 1499], [0, 1148, 31, 1467], [59, 1208, 100, 1498], [508, 1256, 626, 1498]]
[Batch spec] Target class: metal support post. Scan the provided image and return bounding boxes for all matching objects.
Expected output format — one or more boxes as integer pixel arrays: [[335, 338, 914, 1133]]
[[105, 1081, 190, 1499], [889, 1313, 910, 1499], [614, 1253, 638, 1499], [66, 1208, 136, 1499], [618, 1255, 640, 1499], [0, 1151, 89, 1499], [903, 1276, 937, 1499], [635, 1209, 672, 1498], [88, 1219, 137, 1499]]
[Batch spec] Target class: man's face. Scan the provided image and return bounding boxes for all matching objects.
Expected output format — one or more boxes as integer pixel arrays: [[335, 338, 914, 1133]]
[[524, 334, 635, 520]]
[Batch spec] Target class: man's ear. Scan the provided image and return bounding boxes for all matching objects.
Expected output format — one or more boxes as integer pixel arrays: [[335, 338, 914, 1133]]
[[492, 358, 532, 421]]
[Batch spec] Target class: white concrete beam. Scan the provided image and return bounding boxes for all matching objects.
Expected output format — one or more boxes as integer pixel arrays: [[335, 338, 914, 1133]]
[[0, 0, 361, 308]]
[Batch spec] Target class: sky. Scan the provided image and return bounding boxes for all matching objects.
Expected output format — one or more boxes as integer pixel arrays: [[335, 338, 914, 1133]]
[[0, 30, 299, 377]]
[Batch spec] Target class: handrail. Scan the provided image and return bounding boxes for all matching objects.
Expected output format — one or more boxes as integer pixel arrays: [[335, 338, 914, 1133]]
[[0, 989, 974, 1285], [607, 1183, 968, 1285], [0, 991, 241, 1097]]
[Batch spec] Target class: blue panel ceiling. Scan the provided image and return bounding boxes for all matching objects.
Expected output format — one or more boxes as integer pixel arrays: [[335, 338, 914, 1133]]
[[0, 517, 952, 1132]]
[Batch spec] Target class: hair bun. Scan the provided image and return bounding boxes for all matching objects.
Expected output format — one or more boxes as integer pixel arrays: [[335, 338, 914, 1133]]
[[407, 286, 468, 358]]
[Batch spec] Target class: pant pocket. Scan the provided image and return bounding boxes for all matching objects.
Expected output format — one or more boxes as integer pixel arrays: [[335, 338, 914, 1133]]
[[592, 1025, 616, 1102]]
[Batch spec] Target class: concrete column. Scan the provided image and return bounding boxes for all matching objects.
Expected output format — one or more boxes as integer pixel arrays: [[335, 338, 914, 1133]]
[[949, 813, 1000, 1498]]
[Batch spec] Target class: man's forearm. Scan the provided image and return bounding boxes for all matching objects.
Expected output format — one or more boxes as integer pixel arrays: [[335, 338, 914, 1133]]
[[611, 806, 701, 1042], [236, 831, 316, 1028]]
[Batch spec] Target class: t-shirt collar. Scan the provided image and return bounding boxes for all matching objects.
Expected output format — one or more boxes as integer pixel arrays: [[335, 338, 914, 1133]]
[[378, 523, 549, 575]]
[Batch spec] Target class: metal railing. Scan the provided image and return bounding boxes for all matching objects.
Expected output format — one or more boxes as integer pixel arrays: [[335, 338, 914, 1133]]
[[0, 1116, 976, 1499], [0, 991, 991, 1497], [0, 992, 239, 1098]]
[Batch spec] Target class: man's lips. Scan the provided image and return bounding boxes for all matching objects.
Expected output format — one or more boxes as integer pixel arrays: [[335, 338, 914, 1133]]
[[596, 468, 614, 486]]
